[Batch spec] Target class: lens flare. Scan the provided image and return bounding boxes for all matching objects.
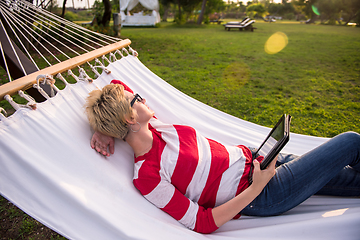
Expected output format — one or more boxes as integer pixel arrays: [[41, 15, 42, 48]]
[[312, 5, 320, 16], [264, 32, 288, 55]]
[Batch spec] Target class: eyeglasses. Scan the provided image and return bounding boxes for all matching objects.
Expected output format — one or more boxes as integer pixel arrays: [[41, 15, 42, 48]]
[[130, 94, 143, 107]]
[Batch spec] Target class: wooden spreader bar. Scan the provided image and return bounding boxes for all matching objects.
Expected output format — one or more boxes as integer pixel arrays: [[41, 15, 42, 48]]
[[0, 39, 131, 100]]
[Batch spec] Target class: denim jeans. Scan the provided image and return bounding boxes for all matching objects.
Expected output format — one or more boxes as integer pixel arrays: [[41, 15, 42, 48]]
[[242, 131, 360, 216]]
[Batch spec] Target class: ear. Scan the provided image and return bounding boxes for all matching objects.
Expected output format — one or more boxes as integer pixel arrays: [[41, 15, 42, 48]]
[[125, 117, 136, 125], [125, 110, 137, 125]]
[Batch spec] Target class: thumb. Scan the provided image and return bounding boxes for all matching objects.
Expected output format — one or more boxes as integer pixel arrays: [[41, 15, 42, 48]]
[[253, 159, 260, 170]]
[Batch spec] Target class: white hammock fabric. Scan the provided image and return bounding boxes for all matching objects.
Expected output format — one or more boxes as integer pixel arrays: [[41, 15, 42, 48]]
[[0, 55, 359, 240]]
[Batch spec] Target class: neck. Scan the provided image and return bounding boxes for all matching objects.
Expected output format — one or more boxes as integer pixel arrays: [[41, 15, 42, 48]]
[[125, 123, 153, 158]]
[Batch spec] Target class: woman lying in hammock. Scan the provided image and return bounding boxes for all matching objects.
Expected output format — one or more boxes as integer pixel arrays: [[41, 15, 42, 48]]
[[85, 80, 360, 234]]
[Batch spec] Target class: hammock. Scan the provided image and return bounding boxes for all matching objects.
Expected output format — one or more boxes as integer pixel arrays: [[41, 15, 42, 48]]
[[1, 55, 360, 239], [0, 1, 359, 239]]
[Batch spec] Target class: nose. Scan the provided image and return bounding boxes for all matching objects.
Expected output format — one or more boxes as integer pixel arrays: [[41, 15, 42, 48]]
[[141, 98, 146, 104]]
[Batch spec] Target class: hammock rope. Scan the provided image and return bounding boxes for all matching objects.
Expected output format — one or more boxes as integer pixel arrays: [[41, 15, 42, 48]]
[[0, 13, 30, 75], [35, 74, 57, 98], [0, 4, 49, 70], [0, 0, 134, 115], [56, 72, 70, 86], [0, 107, 6, 119], [0, 0, 125, 73], [0, 0, 94, 73], [0, 41, 12, 82]]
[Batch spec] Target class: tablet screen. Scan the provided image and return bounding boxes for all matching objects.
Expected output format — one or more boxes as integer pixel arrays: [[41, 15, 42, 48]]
[[257, 116, 285, 158]]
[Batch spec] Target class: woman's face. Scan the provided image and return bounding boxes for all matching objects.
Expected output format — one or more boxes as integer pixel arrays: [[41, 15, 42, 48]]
[[124, 90, 154, 124]]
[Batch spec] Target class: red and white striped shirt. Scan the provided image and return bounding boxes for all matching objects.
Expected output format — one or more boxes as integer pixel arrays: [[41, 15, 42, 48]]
[[110, 79, 253, 233], [133, 118, 253, 234]]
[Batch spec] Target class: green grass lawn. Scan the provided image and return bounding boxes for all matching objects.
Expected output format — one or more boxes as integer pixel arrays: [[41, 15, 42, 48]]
[[0, 20, 359, 239], [120, 21, 360, 137], [1, 21, 359, 137]]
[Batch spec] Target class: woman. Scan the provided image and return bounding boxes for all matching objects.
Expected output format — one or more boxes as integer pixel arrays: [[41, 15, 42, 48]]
[[85, 80, 360, 234]]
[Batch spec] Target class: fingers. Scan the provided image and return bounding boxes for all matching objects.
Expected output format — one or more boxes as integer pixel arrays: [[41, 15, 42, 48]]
[[270, 155, 277, 168], [266, 155, 278, 172], [253, 159, 260, 173], [252, 158, 276, 186], [91, 131, 100, 149], [267, 158, 277, 178], [94, 142, 110, 157], [109, 140, 115, 155], [90, 136, 96, 149]]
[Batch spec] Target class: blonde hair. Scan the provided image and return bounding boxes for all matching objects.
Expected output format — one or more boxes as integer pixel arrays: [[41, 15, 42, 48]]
[[85, 84, 133, 139]]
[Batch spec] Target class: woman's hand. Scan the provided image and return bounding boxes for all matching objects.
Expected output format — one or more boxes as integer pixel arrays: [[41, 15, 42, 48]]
[[91, 131, 115, 157], [212, 155, 277, 228], [251, 155, 277, 191]]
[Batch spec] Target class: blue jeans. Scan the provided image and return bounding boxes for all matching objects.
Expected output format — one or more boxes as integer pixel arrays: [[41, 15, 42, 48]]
[[242, 131, 360, 216]]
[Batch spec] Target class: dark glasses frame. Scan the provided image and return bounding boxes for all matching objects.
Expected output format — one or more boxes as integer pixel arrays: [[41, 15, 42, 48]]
[[130, 94, 143, 107]]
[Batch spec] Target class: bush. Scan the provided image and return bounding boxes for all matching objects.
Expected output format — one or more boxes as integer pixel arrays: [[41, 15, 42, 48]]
[[224, 12, 246, 19], [174, 12, 186, 24], [355, 13, 360, 26], [328, 18, 336, 25], [284, 12, 294, 20], [64, 11, 78, 21], [76, 9, 94, 21]]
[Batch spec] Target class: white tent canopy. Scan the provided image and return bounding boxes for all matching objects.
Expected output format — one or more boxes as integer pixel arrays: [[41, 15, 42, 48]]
[[120, 0, 160, 26]]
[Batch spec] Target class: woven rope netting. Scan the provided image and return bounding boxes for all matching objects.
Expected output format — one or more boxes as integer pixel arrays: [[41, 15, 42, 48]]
[[0, 0, 134, 115]]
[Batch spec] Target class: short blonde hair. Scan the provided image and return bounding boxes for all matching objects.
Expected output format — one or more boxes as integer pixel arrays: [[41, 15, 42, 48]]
[[85, 84, 133, 139]]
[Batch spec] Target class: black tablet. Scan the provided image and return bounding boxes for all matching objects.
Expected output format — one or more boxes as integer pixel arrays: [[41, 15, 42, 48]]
[[249, 114, 291, 184], [256, 114, 291, 170]]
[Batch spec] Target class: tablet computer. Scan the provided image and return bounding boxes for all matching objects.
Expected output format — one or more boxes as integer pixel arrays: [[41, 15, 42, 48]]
[[249, 114, 291, 183]]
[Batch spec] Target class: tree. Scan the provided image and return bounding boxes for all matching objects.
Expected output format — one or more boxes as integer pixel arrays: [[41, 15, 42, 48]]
[[341, 0, 360, 25], [291, 0, 318, 22], [101, 0, 112, 26], [93, 0, 112, 26], [161, 0, 224, 24], [61, 0, 67, 18], [196, 0, 225, 24], [291, 0, 307, 20], [160, 0, 176, 22], [206, 0, 226, 16], [267, 2, 295, 19], [246, 3, 268, 18], [171, 0, 202, 24], [291, 0, 360, 25], [197, 0, 207, 24]]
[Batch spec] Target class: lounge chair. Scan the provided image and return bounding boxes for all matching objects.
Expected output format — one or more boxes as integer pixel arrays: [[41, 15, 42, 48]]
[[224, 20, 257, 31], [224, 17, 250, 26]]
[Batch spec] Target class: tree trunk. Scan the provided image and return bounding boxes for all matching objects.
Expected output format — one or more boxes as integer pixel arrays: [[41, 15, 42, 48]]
[[162, 6, 169, 22], [197, 0, 207, 24], [178, 0, 182, 22], [343, 13, 356, 26], [61, 0, 67, 18], [101, 0, 112, 26]]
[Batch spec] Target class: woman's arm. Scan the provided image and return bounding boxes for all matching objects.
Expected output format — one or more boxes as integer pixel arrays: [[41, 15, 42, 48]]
[[134, 156, 277, 233], [212, 158, 276, 227]]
